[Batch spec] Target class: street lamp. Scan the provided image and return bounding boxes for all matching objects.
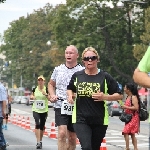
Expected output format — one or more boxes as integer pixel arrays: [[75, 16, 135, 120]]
[[29, 50, 36, 89], [46, 40, 58, 50], [46, 40, 57, 46]]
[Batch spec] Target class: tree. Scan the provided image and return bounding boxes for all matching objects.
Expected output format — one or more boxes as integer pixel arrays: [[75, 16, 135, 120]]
[[1, 3, 65, 88], [133, 7, 150, 61], [49, 0, 147, 84], [0, 0, 6, 3]]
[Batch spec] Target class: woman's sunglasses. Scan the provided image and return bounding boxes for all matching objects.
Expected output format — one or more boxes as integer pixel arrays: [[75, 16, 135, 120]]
[[83, 56, 98, 61]]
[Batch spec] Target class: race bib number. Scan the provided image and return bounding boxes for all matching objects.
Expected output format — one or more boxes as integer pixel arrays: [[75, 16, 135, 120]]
[[35, 100, 45, 109], [61, 100, 74, 115]]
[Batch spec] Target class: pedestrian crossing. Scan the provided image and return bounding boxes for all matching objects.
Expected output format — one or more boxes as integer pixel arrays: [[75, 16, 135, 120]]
[[12, 108, 31, 115], [11, 108, 149, 150], [106, 129, 149, 150]]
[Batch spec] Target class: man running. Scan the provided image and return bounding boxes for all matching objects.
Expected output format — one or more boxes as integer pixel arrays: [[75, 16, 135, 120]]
[[48, 45, 84, 150]]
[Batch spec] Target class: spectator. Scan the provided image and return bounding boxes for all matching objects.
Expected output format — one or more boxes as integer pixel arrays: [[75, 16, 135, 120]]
[[121, 83, 140, 150]]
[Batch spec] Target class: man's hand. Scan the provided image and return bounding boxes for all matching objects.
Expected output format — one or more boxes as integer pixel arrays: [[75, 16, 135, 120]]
[[50, 95, 58, 103]]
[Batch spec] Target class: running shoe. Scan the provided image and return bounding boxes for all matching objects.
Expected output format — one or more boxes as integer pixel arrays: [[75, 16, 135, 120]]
[[36, 143, 42, 149], [0, 144, 6, 150], [40, 142, 42, 148], [2, 125, 4, 129], [6, 142, 9, 147]]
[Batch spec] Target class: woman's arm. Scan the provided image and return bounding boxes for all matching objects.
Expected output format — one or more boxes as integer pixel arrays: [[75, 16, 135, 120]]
[[67, 90, 74, 104], [122, 96, 139, 111]]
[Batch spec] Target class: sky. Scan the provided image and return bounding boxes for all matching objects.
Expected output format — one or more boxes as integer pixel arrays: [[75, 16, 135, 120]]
[[0, 0, 66, 36]]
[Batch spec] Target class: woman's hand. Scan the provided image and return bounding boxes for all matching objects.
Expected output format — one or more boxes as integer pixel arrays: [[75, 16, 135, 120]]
[[42, 90, 48, 96], [92, 91, 104, 101], [30, 95, 35, 100], [121, 105, 127, 109]]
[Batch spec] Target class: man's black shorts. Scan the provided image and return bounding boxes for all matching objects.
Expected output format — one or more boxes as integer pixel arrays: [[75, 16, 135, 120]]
[[55, 108, 75, 132]]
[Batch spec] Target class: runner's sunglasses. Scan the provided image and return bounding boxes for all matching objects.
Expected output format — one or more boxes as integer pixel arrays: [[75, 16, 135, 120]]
[[83, 56, 98, 61]]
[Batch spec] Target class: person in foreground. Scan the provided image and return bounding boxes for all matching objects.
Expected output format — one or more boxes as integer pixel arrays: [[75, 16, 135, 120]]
[[30, 75, 49, 149], [48, 45, 84, 150], [67, 47, 122, 150], [0, 82, 7, 150], [133, 46, 150, 88], [121, 83, 140, 150]]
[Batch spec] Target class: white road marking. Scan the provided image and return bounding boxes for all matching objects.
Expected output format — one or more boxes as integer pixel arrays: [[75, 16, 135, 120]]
[[12, 108, 31, 114]]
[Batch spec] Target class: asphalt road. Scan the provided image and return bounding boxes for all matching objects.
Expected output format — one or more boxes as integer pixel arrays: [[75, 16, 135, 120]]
[[3, 103, 149, 150]]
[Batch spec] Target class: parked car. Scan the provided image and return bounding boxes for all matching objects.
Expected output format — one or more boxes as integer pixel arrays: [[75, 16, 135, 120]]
[[20, 96, 29, 104], [107, 101, 123, 117], [13, 96, 21, 104], [26, 99, 34, 106]]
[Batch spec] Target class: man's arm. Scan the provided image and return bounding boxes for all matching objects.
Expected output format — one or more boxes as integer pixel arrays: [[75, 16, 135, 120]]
[[133, 47, 150, 88], [2, 100, 6, 118], [48, 79, 58, 102], [48, 79, 56, 95], [133, 68, 150, 88]]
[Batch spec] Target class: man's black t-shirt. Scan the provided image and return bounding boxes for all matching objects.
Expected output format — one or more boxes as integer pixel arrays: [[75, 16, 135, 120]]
[[67, 69, 121, 125]]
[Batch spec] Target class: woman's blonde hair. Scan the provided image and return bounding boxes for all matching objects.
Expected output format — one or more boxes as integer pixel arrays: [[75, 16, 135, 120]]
[[81, 47, 100, 60]]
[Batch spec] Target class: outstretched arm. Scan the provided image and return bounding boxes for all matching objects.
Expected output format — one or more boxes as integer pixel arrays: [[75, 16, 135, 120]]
[[133, 68, 150, 88]]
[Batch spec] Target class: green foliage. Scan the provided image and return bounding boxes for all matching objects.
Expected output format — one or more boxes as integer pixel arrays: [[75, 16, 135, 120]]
[[1, 1, 150, 88], [49, 0, 147, 85], [0, 0, 6, 3], [1, 3, 64, 88], [133, 7, 150, 61]]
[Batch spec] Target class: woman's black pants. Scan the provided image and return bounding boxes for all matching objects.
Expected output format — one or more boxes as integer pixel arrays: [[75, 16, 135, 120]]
[[73, 123, 108, 150]]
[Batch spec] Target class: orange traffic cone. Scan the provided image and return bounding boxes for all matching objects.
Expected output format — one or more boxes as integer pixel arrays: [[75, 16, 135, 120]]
[[12, 114, 17, 125], [8, 115, 11, 123], [17, 115, 22, 127], [49, 122, 56, 139], [25, 117, 31, 130], [21, 116, 25, 128], [76, 138, 80, 145], [100, 138, 107, 150]]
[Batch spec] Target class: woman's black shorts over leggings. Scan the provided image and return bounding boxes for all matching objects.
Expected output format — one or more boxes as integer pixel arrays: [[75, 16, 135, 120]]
[[33, 111, 47, 130]]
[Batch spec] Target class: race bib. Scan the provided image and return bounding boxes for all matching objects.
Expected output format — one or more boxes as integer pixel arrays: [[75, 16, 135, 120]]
[[35, 100, 45, 109], [61, 100, 74, 115]]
